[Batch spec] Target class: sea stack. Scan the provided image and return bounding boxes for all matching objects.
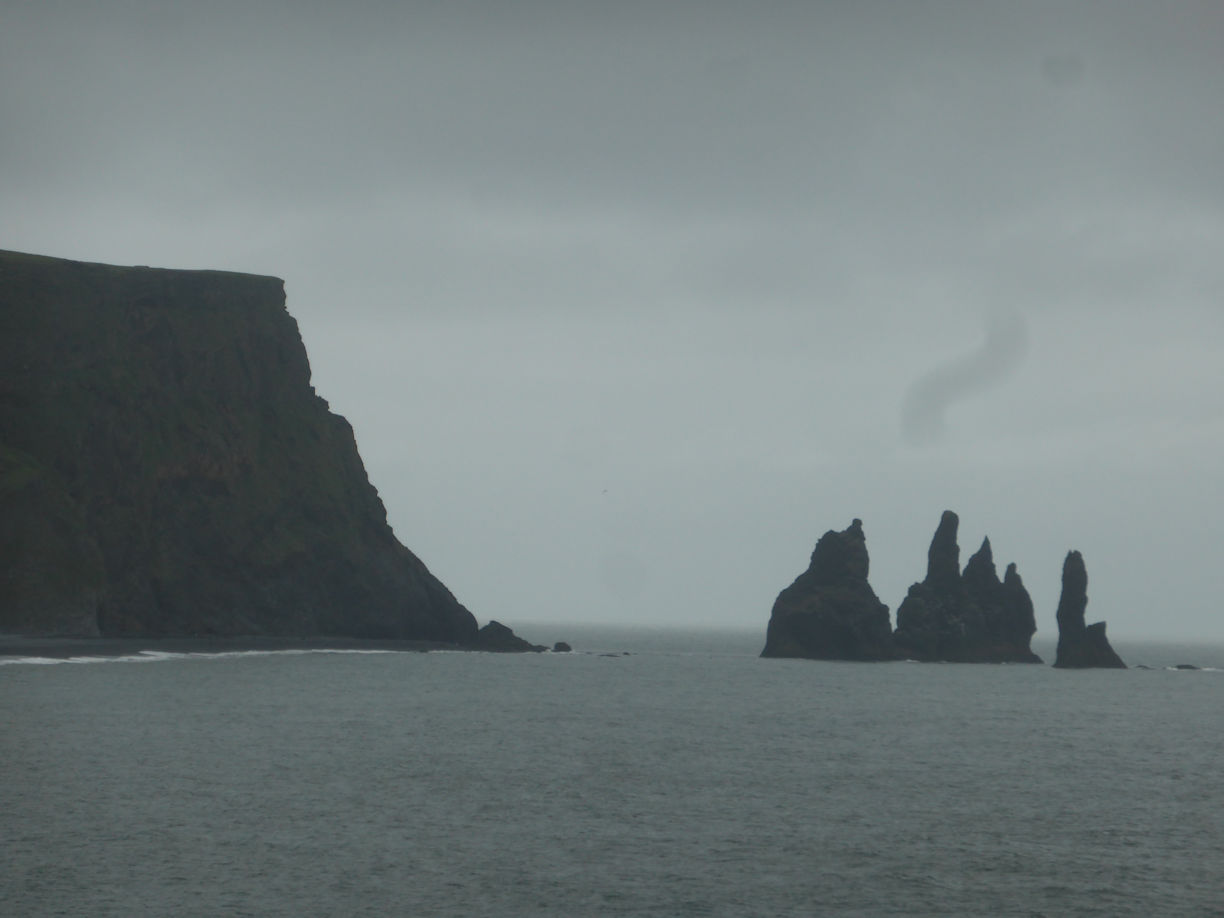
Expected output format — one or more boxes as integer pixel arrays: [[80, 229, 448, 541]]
[[893, 510, 1042, 663], [1052, 551, 1126, 669], [761, 519, 895, 660], [0, 250, 478, 642]]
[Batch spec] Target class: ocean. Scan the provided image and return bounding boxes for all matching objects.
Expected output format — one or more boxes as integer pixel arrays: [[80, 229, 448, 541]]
[[3, 627, 1222, 917]]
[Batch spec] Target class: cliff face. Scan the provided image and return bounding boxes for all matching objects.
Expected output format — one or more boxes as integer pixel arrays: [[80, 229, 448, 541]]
[[761, 519, 896, 660], [0, 250, 478, 641], [893, 511, 1041, 663], [1052, 550, 1126, 669]]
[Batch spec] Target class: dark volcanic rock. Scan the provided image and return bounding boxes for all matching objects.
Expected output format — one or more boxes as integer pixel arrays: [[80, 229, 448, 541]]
[[472, 620, 546, 653], [925, 509, 962, 594], [966, 546, 1042, 663], [1052, 551, 1126, 669], [0, 250, 478, 642], [893, 511, 1041, 663], [552, 641, 572, 653], [761, 519, 896, 660]]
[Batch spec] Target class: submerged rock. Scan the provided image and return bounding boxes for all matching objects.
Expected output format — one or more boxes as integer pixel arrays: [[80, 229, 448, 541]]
[[761, 519, 896, 661], [893, 511, 1041, 663], [1052, 551, 1126, 669], [0, 250, 478, 642]]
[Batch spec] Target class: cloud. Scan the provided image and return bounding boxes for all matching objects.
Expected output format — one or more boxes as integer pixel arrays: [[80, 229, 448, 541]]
[[1041, 52, 1086, 90], [901, 310, 1030, 445]]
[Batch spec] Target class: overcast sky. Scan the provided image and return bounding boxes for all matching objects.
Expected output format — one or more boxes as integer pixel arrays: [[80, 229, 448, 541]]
[[4, 1, 1222, 641]]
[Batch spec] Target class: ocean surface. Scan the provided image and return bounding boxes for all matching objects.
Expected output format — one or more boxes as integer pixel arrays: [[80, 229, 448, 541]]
[[3, 627, 1222, 917]]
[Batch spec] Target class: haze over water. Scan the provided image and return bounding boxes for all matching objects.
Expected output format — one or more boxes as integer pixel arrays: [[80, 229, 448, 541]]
[[3, 2, 1223, 640]]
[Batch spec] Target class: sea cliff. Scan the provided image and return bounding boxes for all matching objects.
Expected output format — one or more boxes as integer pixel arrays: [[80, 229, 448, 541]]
[[0, 250, 477, 642]]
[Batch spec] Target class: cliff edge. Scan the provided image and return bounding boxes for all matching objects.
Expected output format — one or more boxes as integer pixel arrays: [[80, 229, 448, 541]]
[[0, 250, 478, 642]]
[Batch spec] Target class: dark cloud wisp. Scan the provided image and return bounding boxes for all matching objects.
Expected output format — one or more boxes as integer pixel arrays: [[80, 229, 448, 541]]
[[901, 310, 1030, 445]]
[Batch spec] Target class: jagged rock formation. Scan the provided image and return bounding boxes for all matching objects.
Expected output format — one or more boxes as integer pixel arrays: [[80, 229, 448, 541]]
[[0, 249, 478, 642], [472, 620, 546, 653], [761, 519, 896, 660], [1052, 550, 1126, 669], [893, 511, 1041, 663]]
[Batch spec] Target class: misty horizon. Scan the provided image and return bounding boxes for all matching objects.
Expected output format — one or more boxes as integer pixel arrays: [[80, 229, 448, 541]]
[[3, 1, 1222, 641]]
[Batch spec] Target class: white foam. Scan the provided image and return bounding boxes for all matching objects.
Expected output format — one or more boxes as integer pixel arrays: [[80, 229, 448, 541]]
[[0, 647, 405, 666], [0, 656, 65, 666], [182, 648, 399, 660]]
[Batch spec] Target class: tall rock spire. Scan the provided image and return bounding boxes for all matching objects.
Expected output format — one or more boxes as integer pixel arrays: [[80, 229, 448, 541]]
[[925, 510, 962, 592], [893, 511, 1041, 663], [1053, 551, 1126, 669]]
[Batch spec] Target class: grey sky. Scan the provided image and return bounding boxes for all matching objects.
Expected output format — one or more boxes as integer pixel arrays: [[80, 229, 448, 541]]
[[4, 1, 1222, 640]]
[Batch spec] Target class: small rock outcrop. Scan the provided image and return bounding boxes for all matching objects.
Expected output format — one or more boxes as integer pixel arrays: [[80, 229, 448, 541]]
[[1052, 551, 1126, 669], [472, 620, 546, 653], [552, 641, 572, 653], [761, 519, 895, 660], [893, 511, 1041, 663]]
